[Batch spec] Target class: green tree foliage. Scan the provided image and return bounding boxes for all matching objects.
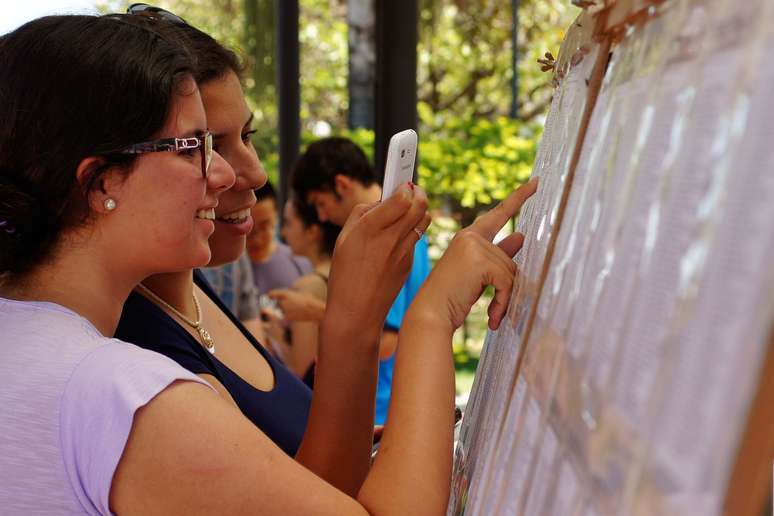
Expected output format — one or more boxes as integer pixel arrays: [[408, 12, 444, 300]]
[[417, 115, 540, 216], [418, 0, 575, 125], [415, 0, 575, 221], [101, 0, 575, 218]]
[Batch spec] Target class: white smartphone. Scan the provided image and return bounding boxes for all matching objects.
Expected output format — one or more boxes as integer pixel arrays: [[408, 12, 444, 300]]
[[380, 129, 418, 200]]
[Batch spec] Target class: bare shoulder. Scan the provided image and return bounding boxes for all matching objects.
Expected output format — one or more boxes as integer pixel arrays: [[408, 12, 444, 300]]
[[109, 380, 365, 515]]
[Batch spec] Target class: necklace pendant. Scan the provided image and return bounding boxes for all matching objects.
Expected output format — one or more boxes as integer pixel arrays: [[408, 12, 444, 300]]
[[198, 327, 216, 354]]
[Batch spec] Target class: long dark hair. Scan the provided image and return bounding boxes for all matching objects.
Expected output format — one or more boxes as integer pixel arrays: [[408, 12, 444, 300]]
[[0, 15, 194, 276]]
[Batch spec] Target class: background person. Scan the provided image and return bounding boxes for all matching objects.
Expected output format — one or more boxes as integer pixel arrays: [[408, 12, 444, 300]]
[[264, 196, 339, 387], [292, 136, 432, 425], [247, 181, 312, 295], [200, 253, 265, 341]]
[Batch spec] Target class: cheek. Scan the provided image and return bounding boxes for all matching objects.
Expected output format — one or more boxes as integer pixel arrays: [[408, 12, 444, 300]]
[[116, 173, 210, 269], [149, 176, 204, 242]]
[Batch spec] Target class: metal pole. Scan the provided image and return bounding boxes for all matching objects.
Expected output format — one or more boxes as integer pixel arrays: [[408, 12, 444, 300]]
[[276, 0, 300, 211], [374, 0, 418, 182]]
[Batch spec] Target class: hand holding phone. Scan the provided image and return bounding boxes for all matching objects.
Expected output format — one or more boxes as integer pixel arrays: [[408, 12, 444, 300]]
[[380, 129, 418, 200]]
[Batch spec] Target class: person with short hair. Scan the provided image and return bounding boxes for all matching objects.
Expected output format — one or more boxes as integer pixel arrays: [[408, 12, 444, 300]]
[[292, 137, 432, 425]]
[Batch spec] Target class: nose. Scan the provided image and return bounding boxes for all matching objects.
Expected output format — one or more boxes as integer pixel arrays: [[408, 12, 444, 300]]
[[233, 146, 267, 192], [207, 151, 236, 194], [316, 207, 328, 222]]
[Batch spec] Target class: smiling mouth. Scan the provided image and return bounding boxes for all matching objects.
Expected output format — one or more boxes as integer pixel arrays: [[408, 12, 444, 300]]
[[196, 208, 216, 220], [217, 208, 251, 224]]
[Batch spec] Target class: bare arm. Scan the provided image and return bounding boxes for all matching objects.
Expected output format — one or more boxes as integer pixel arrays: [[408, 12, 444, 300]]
[[281, 276, 326, 378], [110, 381, 369, 516], [268, 288, 326, 322], [296, 184, 431, 495], [282, 320, 318, 377], [361, 179, 538, 512]]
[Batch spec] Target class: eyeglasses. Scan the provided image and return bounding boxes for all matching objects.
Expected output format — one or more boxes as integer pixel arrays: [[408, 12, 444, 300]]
[[126, 3, 188, 25], [113, 132, 213, 179]]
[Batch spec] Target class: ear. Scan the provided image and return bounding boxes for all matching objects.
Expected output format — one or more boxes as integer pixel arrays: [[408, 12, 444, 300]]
[[333, 174, 353, 198], [75, 157, 126, 214]]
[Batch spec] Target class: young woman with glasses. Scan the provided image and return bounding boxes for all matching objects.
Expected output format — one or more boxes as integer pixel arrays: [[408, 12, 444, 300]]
[[0, 12, 537, 514]]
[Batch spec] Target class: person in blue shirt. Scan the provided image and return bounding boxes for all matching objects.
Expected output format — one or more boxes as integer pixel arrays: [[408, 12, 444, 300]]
[[291, 137, 431, 424]]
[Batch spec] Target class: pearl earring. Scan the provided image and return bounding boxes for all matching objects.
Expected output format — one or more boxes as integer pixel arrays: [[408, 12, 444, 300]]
[[104, 198, 117, 211]]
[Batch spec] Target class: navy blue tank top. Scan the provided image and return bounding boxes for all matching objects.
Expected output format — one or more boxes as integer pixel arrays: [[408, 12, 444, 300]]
[[115, 270, 311, 456]]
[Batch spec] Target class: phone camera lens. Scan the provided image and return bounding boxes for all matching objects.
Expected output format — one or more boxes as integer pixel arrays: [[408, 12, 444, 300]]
[[401, 149, 406, 158]]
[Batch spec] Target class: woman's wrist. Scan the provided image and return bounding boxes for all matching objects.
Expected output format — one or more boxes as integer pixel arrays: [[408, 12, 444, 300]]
[[402, 298, 456, 340], [310, 298, 326, 321], [319, 304, 383, 353]]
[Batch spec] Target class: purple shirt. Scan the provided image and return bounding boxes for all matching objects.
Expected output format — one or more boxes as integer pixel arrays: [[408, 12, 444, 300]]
[[252, 242, 312, 295], [0, 298, 211, 514]]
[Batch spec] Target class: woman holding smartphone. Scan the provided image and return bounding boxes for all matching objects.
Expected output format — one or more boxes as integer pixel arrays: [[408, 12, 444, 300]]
[[0, 12, 537, 514], [114, 8, 424, 493]]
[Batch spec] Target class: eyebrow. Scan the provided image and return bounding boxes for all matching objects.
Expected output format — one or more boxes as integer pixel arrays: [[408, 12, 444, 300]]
[[211, 113, 255, 140], [178, 128, 208, 138]]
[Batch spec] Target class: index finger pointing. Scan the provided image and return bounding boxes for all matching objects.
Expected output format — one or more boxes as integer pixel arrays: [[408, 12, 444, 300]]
[[471, 177, 538, 241]]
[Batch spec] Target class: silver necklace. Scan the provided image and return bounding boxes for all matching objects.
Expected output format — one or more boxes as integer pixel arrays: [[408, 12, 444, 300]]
[[137, 283, 216, 354]]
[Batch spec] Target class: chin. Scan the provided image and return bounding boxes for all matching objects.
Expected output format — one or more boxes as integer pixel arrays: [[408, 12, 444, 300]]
[[192, 247, 214, 269], [208, 239, 247, 267], [209, 230, 247, 263], [168, 251, 212, 273]]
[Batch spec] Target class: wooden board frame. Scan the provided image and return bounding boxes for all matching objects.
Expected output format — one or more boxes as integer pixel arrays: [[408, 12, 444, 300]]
[[724, 322, 774, 516]]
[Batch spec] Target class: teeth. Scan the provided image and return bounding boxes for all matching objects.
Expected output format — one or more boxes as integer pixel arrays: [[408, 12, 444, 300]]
[[196, 208, 215, 220], [219, 208, 251, 221]]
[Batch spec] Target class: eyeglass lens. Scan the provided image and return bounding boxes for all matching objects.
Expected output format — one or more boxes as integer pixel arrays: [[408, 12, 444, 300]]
[[202, 133, 213, 178]]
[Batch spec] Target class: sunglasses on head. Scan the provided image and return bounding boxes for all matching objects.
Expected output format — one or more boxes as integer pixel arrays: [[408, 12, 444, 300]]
[[120, 5, 211, 178], [126, 3, 188, 25]]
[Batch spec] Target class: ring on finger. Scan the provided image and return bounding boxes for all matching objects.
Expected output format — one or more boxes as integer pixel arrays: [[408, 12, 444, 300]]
[[413, 227, 424, 238]]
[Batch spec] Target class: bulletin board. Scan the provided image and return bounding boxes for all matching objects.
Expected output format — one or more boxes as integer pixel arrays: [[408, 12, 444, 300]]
[[448, 1, 774, 514]]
